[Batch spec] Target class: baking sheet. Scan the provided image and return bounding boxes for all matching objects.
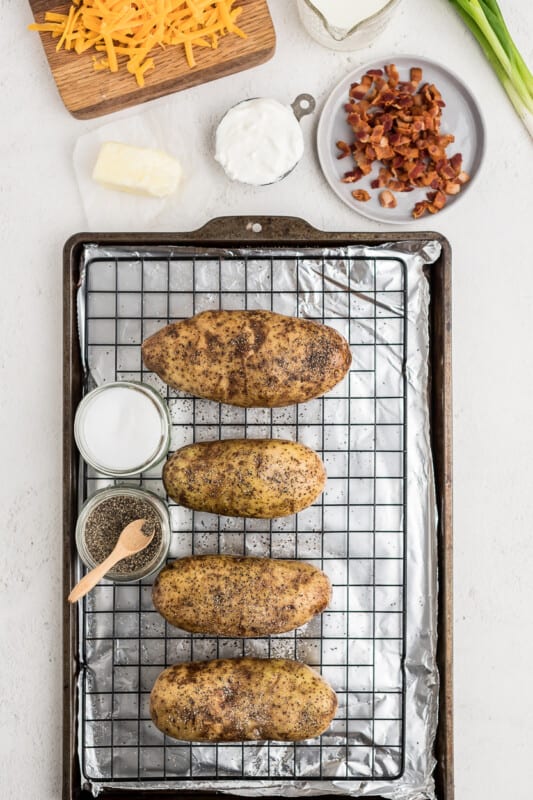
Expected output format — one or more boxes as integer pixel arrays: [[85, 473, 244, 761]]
[[75, 239, 440, 798]]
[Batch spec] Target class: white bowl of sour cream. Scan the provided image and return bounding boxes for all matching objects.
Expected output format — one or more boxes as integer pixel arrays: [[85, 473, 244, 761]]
[[215, 95, 315, 186]]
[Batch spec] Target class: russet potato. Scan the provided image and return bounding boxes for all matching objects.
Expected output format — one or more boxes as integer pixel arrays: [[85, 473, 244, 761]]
[[163, 439, 326, 519], [141, 309, 352, 407], [150, 657, 338, 742], [163, 438, 326, 518], [152, 555, 332, 636]]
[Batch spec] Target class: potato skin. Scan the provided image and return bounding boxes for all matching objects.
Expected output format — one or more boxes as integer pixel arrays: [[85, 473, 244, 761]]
[[141, 309, 352, 408], [163, 438, 326, 518], [150, 657, 338, 742], [152, 555, 332, 636]]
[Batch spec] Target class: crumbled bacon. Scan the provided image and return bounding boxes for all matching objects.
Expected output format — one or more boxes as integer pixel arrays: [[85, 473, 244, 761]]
[[379, 190, 397, 208], [352, 189, 371, 202], [413, 201, 429, 218], [410, 67, 423, 86], [341, 168, 363, 183], [336, 140, 352, 159], [444, 181, 461, 195], [340, 64, 470, 217]]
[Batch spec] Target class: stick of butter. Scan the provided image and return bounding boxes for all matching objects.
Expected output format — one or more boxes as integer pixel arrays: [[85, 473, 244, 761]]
[[92, 141, 182, 198]]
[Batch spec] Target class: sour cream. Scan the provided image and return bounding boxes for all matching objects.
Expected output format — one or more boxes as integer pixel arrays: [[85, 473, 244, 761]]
[[215, 98, 304, 186], [74, 382, 170, 476]]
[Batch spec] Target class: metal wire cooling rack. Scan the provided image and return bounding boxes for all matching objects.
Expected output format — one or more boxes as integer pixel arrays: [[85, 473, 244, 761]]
[[79, 248, 407, 784]]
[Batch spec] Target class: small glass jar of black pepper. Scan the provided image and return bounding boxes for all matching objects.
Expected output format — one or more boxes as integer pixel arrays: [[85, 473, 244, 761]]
[[75, 487, 171, 583]]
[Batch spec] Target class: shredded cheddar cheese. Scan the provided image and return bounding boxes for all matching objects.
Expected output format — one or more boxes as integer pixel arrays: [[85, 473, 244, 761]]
[[29, 0, 246, 87]]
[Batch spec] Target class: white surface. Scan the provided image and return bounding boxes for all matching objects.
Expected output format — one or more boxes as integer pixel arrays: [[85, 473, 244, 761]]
[[317, 55, 485, 223], [0, 1, 532, 798]]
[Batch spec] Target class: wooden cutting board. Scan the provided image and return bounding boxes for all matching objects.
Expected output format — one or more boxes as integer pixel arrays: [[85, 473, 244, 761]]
[[29, 0, 276, 119]]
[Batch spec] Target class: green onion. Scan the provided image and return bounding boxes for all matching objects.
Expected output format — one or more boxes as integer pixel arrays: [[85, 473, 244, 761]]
[[448, 0, 533, 138]]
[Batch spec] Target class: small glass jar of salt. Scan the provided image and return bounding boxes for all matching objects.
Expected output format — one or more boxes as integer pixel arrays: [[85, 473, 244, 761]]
[[74, 381, 171, 477]]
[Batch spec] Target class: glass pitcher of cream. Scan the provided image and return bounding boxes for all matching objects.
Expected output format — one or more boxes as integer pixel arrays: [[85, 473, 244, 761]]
[[296, 0, 403, 51]]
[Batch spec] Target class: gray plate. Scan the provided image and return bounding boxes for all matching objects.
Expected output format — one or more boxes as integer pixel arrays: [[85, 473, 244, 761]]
[[317, 55, 486, 224]]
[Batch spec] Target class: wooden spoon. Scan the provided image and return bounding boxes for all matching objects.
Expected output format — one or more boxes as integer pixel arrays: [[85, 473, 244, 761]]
[[68, 519, 155, 603]]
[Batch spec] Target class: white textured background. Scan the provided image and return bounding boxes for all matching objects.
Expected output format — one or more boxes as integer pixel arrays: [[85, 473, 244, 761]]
[[0, 0, 532, 798]]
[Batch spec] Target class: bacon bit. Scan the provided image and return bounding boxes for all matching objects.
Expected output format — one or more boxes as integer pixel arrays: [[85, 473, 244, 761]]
[[438, 134, 456, 147], [357, 159, 374, 176], [339, 63, 469, 216], [427, 144, 445, 159], [354, 128, 372, 143], [374, 145, 395, 160], [336, 140, 352, 159], [385, 63, 400, 88], [408, 161, 425, 181], [388, 179, 410, 192], [450, 153, 463, 172], [341, 168, 363, 183], [439, 163, 457, 180], [418, 170, 435, 186], [433, 190, 447, 209], [378, 90, 396, 105], [352, 189, 371, 202], [350, 83, 368, 101], [410, 67, 423, 85], [379, 190, 397, 208], [370, 124, 385, 144], [413, 201, 429, 218], [444, 181, 460, 195], [381, 114, 394, 133]]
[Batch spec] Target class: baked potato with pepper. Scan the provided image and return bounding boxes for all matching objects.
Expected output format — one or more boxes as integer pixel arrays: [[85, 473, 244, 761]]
[[141, 309, 352, 408], [163, 438, 326, 518], [152, 555, 332, 636], [150, 657, 338, 742]]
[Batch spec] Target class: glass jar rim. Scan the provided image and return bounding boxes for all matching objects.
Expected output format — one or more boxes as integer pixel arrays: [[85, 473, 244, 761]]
[[74, 381, 171, 477], [301, 0, 400, 39]]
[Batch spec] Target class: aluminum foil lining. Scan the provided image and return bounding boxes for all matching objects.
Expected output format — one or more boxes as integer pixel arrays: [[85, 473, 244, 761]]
[[75, 238, 440, 799]]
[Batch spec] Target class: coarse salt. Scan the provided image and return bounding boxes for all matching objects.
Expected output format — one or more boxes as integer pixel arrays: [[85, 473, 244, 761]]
[[76, 384, 167, 474]]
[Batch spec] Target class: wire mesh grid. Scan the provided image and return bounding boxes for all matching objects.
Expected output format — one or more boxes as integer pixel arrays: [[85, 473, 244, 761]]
[[79, 248, 407, 784]]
